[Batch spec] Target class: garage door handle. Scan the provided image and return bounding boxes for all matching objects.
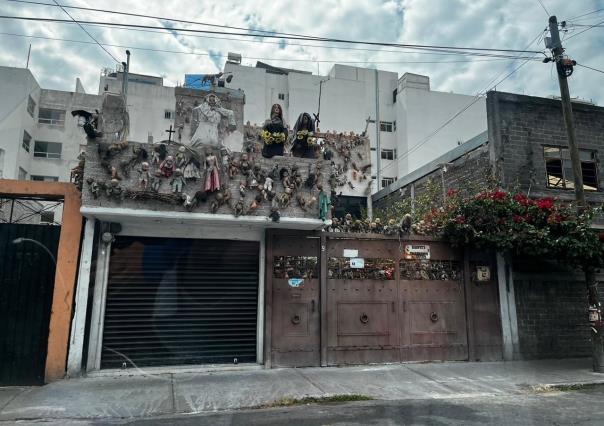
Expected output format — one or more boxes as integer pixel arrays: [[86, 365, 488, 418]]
[[291, 315, 301, 325], [360, 313, 369, 324]]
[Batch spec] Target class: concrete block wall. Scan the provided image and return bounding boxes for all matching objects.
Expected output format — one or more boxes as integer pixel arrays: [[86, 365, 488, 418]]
[[514, 275, 604, 359], [487, 91, 604, 203]]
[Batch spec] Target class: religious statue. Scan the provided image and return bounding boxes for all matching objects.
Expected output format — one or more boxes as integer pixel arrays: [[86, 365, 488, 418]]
[[203, 148, 220, 192], [190, 93, 236, 148], [261, 103, 287, 158], [318, 184, 330, 221], [291, 112, 317, 158]]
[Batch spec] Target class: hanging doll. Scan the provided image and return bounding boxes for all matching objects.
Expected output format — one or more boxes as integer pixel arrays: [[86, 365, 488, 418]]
[[318, 184, 330, 221], [160, 156, 176, 177], [203, 148, 220, 192], [170, 168, 186, 193], [183, 157, 202, 180], [138, 161, 151, 190], [291, 112, 317, 158], [176, 146, 188, 168]]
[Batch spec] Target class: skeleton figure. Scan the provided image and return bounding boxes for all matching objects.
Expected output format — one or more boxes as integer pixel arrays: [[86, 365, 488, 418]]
[[139, 161, 151, 190], [160, 156, 176, 177], [170, 169, 186, 193], [176, 146, 188, 168]]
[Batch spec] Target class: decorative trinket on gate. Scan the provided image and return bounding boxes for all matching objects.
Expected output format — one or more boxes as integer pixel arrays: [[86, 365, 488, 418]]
[[160, 155, 176, 177], [138, 161, 151, 190], [170, 168, 186, 193]]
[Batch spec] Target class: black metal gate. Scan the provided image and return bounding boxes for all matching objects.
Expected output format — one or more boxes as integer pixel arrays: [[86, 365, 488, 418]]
[[0, 224, 60, 385], [101, 236, 259, 368]]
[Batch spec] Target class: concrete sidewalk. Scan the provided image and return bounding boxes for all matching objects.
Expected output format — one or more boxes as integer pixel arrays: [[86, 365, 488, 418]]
[[1, 358, 603, 422]]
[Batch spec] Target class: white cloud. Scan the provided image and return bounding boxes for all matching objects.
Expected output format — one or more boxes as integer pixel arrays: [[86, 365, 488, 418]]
[[0, 0, 602, 104]]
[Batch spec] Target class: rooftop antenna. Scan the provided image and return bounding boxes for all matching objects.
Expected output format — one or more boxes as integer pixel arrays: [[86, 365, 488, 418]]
[[25, 43, 31, 69]]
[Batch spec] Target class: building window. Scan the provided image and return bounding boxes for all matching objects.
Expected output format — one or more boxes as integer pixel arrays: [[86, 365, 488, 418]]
[[34, 141, 62, 159], [38, 108, 65, 126], [22, 130, 31, 152], [40, 211, 55, 225], [31, 175, 59, 182], [278, 93, 285, 100], [380, 121, 393, 132], [27, 95, 36, 117], [544, 146, 599, 191], [381, 149, 396, 160], [164, 110, 174, 119], [18, 167, 27, 180], [392, 89, 397, 104], [381, 177, 396, 188]]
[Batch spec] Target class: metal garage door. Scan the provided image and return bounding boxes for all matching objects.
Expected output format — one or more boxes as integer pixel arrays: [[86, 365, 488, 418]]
[[101, 236, 259, 369]]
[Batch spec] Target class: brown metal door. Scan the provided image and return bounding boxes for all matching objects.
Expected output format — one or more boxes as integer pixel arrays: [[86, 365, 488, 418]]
[[399, 242, 468, 361], [269, 232, 320, 367], [326, 238, 399, 365]]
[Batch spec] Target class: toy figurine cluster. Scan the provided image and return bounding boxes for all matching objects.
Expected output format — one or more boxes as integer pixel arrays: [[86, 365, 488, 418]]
[[324, 213, 413, 235], [84, 140, 330, 222]]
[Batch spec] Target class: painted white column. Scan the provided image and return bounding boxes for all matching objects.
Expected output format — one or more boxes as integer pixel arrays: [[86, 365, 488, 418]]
[[497, 253, 520, 360], [256, 232, 266, 364], [86, 236, 112, 372], [66, 218, 95, 377]]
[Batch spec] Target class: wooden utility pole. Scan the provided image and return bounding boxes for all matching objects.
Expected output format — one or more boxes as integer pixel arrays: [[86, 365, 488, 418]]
[[548, 15, 603, 372]]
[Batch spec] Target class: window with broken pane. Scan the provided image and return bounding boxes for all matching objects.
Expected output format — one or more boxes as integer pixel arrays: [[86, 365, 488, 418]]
[[400, 260, 462, 281], [544, 146, 598, 191], [328, 257, 395, 280]]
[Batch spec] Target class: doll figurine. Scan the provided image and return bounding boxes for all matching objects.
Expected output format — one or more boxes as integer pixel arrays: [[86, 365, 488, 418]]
[[249, 194, 263, 212], [228, 158, 240, 179], [239, 180, 247, 198], [183, 157, 202, 180], [269, 207, 280, 223], [203, 148, 220, 192], [264, 176, 274, 192], [160, 156, 176, 177], [234, 199, 245, 217], [176, 146, 188, 168], [139, 162, 151, 190], [170, 168, 186, 193]]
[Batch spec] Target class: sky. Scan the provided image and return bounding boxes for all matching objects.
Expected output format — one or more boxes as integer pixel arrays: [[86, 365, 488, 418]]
[[1, 0, 603, 104]]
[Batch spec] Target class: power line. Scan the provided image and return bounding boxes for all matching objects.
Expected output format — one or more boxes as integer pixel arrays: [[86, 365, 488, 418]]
[[48, 0, 120, 63], [566, 7, 604, 21], [0, 15, 545, 55], [536, 0, 550, 16], [0, 32, 542, 65], [576, 63, 604, 75], [378, 30, 546, 177], [565, 19, 604, 40]]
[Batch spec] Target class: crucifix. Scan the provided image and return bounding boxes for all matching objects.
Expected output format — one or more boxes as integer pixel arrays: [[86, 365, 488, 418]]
[[165, 125, 175, 142]]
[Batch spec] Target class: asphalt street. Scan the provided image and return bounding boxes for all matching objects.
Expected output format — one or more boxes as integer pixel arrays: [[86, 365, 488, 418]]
[[112, 384, 604, 426]]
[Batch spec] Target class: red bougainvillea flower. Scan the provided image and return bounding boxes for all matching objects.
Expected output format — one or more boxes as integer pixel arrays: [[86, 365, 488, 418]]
[[537, 198, 554, 210], [513, 193, 532, 206], [492, 190, 507, 200], [447, 188, 458, 197], [513, 214, 524, 223], [455, 215, 465, 224]]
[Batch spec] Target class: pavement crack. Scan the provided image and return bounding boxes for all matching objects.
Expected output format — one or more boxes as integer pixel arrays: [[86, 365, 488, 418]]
[[0, 388, 30, 413], [295, 370, 327, 394], [170, 373, 177, 414]]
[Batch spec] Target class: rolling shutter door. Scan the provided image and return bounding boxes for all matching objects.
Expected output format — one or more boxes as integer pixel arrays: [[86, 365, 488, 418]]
[[101, 236, 259, 369]]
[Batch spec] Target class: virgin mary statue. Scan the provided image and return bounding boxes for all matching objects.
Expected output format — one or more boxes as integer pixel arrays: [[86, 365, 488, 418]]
[[190, 93, 236, 148]]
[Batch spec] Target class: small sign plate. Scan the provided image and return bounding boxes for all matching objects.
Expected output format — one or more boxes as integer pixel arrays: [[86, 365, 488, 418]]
[[288, 278, 304, 288], [476, 265, 491, 282], [350, 258, 365, 268], [343, 249, 359, 258], [404, 244, 430, 260]]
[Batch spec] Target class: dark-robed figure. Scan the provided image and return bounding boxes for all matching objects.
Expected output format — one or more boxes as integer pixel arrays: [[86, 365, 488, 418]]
[[291, 112, 316, 158], [261, 103, 287, 158]]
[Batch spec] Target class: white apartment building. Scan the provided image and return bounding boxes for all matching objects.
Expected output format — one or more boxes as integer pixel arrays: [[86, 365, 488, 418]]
[[223, 60, 487, 191], [1, 61, 486, 198]]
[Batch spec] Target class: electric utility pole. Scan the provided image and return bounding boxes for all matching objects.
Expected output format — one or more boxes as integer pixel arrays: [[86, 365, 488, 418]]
[[547, 15, 603, 372]]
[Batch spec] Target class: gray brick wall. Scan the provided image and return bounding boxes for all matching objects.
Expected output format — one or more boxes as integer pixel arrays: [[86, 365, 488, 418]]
[[514, 275, 604, 359], [487, 91, 604, 203]]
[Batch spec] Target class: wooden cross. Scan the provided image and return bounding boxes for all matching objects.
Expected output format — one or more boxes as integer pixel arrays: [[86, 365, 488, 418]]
[[165, 125, 175, 142]]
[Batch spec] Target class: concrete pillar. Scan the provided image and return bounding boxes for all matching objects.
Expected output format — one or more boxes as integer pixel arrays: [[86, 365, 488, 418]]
[[497, 253, 520, 360], [66, 218, 95, 377]]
